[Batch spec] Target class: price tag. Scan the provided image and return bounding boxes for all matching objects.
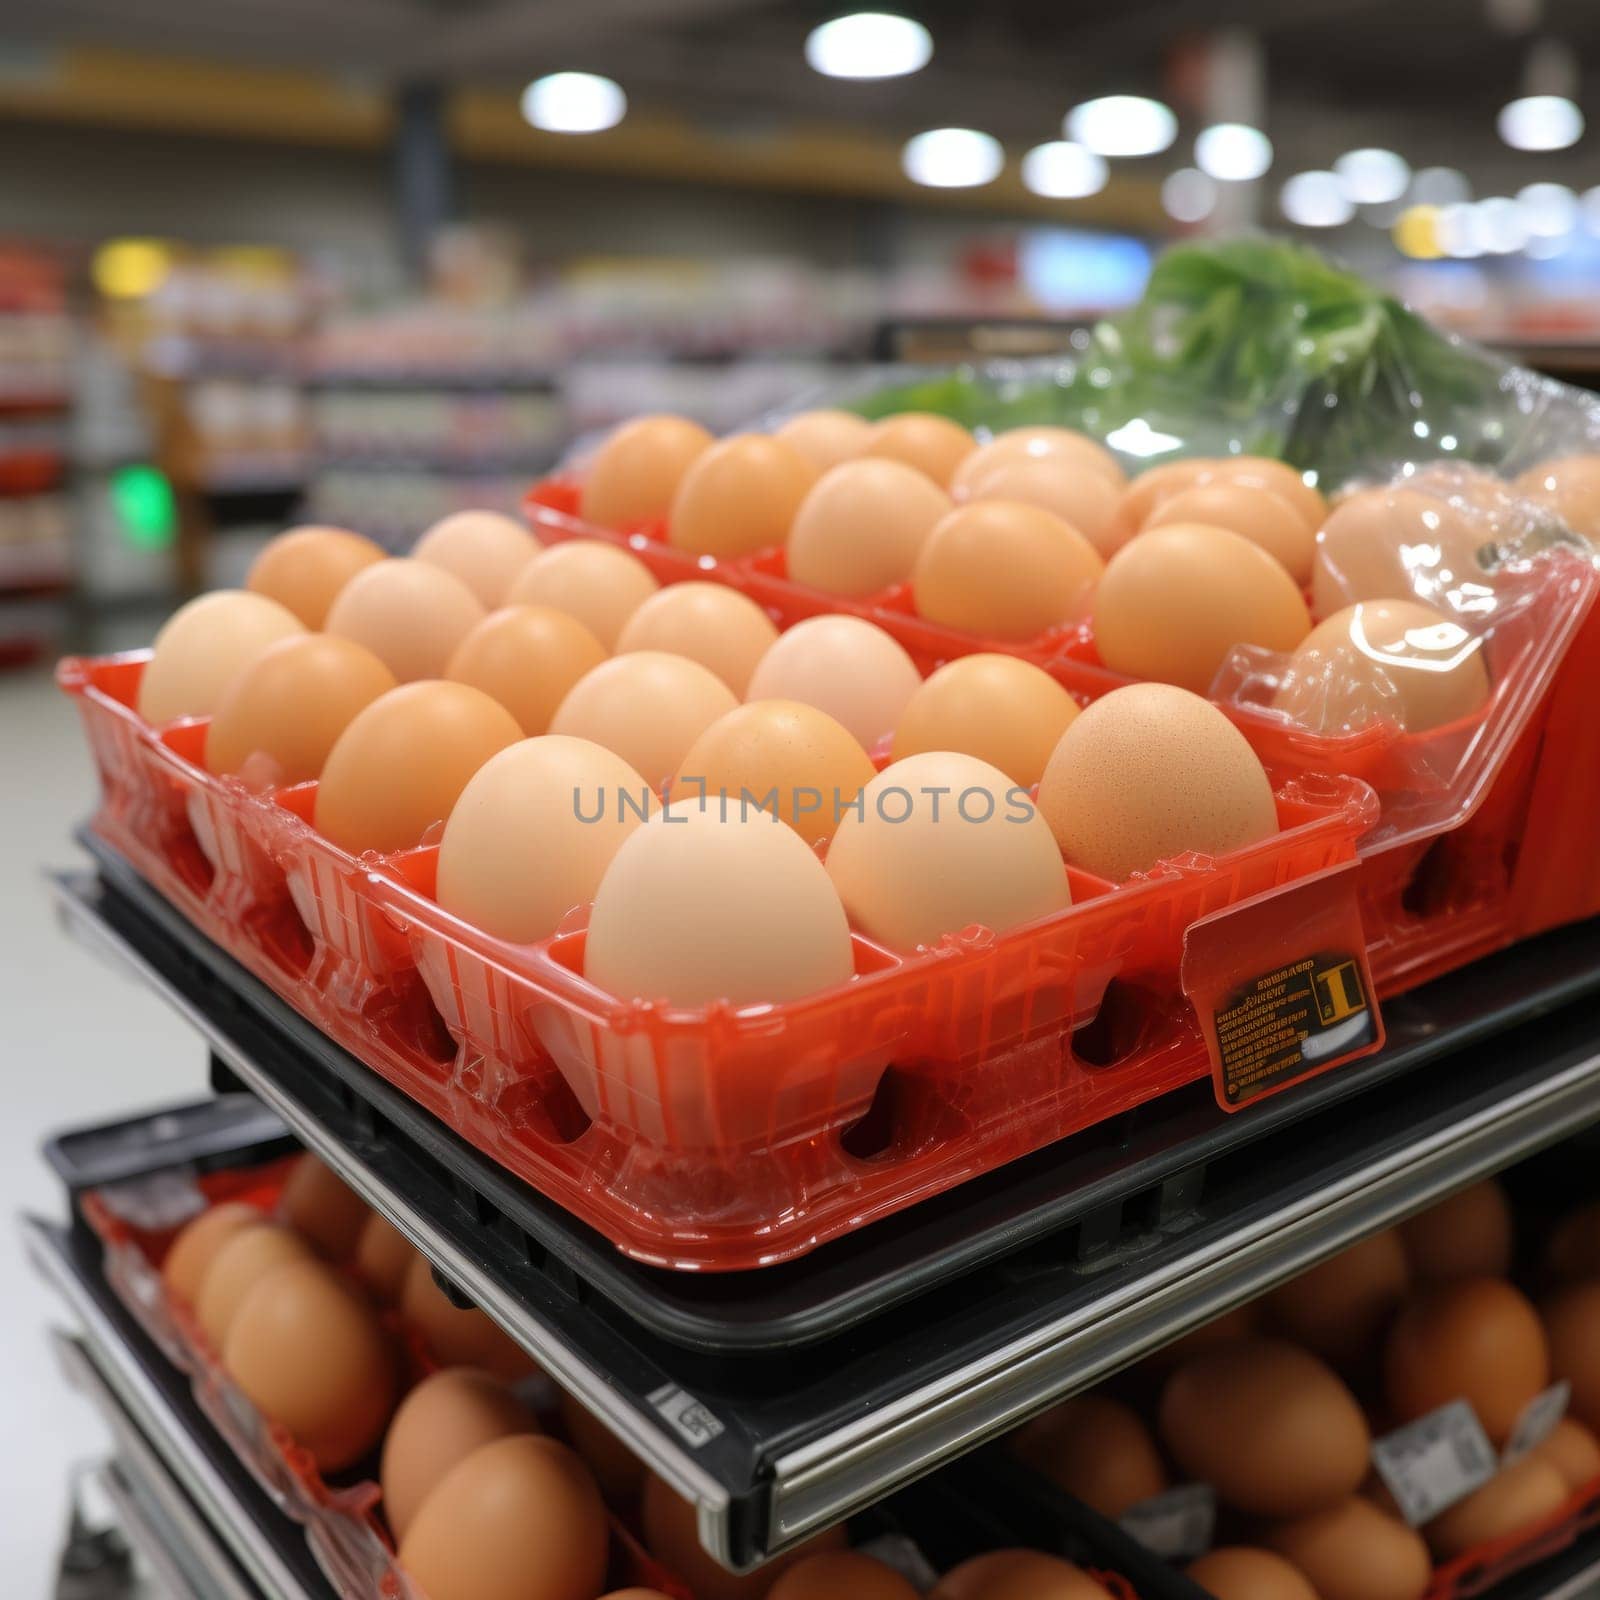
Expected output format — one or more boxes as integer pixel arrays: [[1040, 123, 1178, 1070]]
[[1372, 1401, 1498, 1526], [851, 1534, 941, 1591], [1119, 1483, 1216, 1560], [1503, 1382, 1571, 1464], [1183, 861, 1384, 1111], [96, 1170, 206, 1230]]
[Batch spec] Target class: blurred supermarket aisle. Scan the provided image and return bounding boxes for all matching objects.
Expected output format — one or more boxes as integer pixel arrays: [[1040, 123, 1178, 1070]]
[[0, 664, 194, 1593]]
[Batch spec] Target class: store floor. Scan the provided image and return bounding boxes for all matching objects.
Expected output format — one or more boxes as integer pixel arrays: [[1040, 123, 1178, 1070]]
[[1, 665, 194, 1591]]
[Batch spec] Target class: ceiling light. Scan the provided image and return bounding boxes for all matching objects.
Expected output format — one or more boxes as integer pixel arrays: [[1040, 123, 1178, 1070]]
[[1582, 187, 1600, 236], [804, 12, 932, 79], [1517, 180, 1578, 235], [1335, 148, 1411, 205], [1280, 171, 1355, 228], [901, 127, 1003, 188], [1065, 95, 1177, 158], [1393, 205, 1443, 259], [520, 72, 626, 134], [1476, 196, 1528, 253], [1162, 167, 1217, 223], [1437, 203, 1485, 258], [1411, 167, 1472, 207], [1021, 141, 1107, 199], [1194, 123, 1273, 182], [1497, 94, 1584, 150]]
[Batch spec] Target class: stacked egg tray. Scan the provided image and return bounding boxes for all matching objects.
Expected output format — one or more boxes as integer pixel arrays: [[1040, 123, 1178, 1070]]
[[60, 1130, 1168, 1600], [75, 1153, 691, 1600], [525, 479, 1600, 998], [60, 650, 1373, 1271]]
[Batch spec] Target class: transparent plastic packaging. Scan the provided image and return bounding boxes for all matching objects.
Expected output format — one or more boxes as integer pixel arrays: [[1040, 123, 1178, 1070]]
[[61, 651, 1372, 1270]]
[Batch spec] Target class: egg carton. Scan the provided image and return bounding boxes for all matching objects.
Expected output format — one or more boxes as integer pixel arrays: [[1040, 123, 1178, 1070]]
[[523, 472, 1600, 1000], [61, 650, 1374, 1270], [77, 1159, 694, 1600]]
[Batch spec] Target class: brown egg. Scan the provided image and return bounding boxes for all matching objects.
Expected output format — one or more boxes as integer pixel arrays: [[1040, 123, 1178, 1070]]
[[246, 525, 386, 628], [380, 1367, 540, 1539], [962, 457, 1122, 558], [399, 1435, 608, 1600], [1037, 683, 1278, 883], [914, 501, 1104, 640], [640, 1474, 848, 1600], [1542, 1282, 1600, 1430], [1009, 1394, 1167, 1519], [861, 412, 976, 488], [1201, 458, 1326, 533], [557, 1391, 646, 1503], [323, 558, 485, 683], [1535, 1417, 1600, 1490], [315, 682, 522, 854], [1547, 1202, 1600, 1282], [952, 427, 1125, 495], [774, 410, 876, 471], [745, 616, 922, 750], [1276, 599, 1490, 736], [1263, 1230, 1410, 1371], [1095, 525, 1311, 694], [550, 652, 738, 788], [400, 1253, 538, 1382], [138, 591, 306, 723], [437, 737, 654, 943], [1159, 1339, 1371, 1517], [579, 415, 714, 530], [196, 1224, 313, 1346], [413, 511, 539, 609], [278, 1153, 370, 1260], [162, 1202, 263, 1307], [508, 541, 660, 651], [892, 654, 1080, 790], [1141, 1304, 1260, 1373], [1117, 458, 1217, 538], [588, 805, 855, 1005], [446, 606, 608, 737], [352, 1212, 415, 1302], [828, 752, 1070, 952], [930, 1550, 1112, 1600], [768, 1551, 920, 1600], [1264, 1496, 1431, 1600], [1517, 454, 1600, 538], [1399, 1181, 1514, 1281], [614, 582, 779, 695], [1186, 1548, 1321, 1600], [600, 1593, 675, 1600], [1385, 1278, 1549, 1444], [223, 1258, 398, 1472], [667, 435, 818, 558], [1424, 1455, 1569, 1561], [1148, 483, 1315, 584], [787, 459, 952, 596], [205, 634, 397, 786], [675, 701, 874, 844], [1311, 488, 1489, 622]]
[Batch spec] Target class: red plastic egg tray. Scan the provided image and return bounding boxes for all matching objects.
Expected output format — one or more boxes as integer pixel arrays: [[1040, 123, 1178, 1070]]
[[61, 651, 1373, 1271]]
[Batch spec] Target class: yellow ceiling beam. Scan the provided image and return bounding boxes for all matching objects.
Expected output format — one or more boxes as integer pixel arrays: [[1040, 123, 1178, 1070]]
[[0, 47, 1165, 228]]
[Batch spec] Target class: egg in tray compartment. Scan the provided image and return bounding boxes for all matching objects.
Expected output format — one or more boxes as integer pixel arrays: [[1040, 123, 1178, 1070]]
[[999, 1170, 1600, 1600], [81, 1147, 1149, 1600], [59, 485, 1382, 1267]]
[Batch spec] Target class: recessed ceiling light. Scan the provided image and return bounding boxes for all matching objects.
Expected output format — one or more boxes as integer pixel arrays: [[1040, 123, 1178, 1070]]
[[1194, 124, 1272, 182], [902, 127, 1004, 188], [1334, 149, 1411, 205], [1476, 196, 1528, 253], [1517, 181, 1578, 237], [1065, 96, 1177, 158], [1162, 168, 1217, 222], [520, 72, 626, 134], [1410, 167, 1472, 207], [1280, 171, 1355, 228], [1020, 141, 1108, 199], [1497, 94, 1584, 150], [804, 13, 932, 80]]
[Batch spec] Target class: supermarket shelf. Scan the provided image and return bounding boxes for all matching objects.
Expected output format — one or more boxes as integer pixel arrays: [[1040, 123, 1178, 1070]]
[[47, 855, 1600, 1569], [29, 1227, 332, 1600]]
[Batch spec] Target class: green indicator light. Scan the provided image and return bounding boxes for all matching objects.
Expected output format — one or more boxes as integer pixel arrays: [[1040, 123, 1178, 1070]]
[[111, 465, 177, 550]]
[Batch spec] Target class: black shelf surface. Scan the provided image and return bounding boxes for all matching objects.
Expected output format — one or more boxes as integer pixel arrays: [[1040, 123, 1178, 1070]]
[[50, 843, 1600, 1568]]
